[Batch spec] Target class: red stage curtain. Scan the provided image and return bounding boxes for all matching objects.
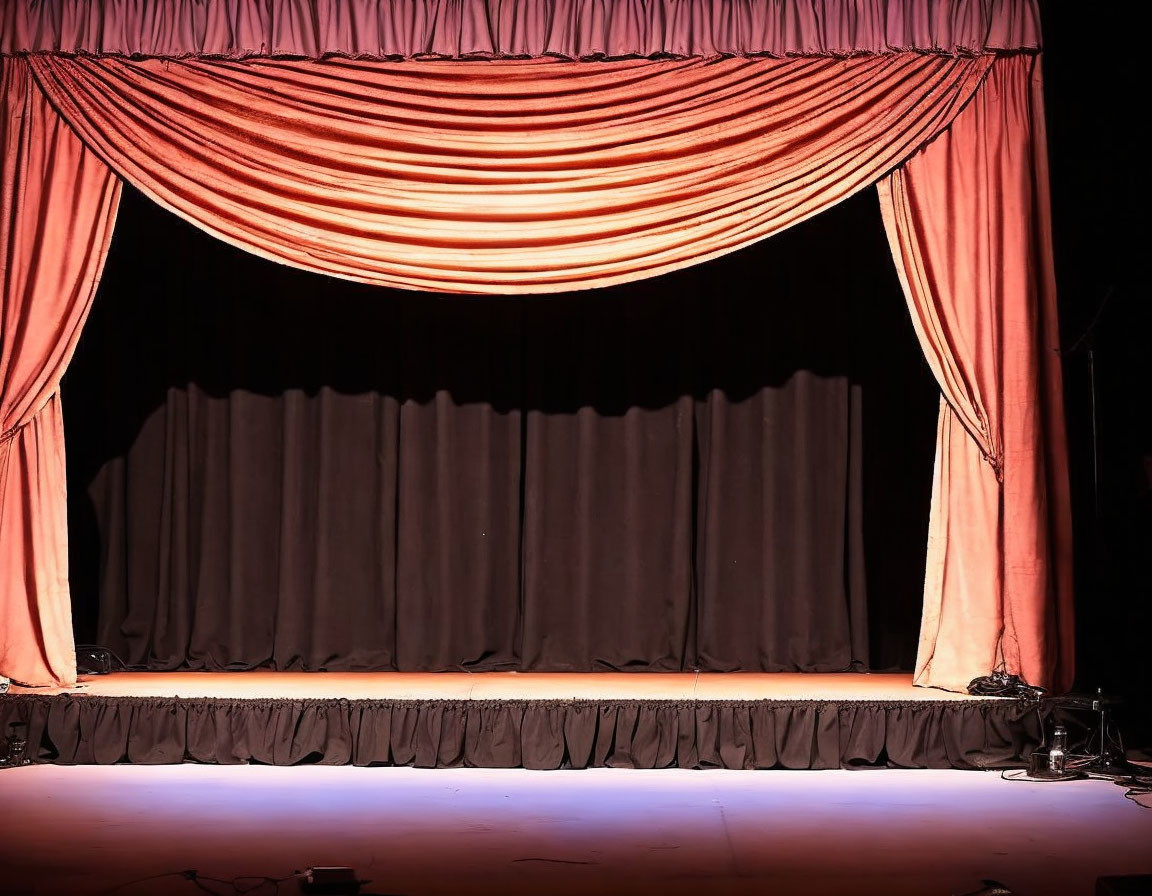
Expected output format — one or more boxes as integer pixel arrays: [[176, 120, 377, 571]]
[[1, 0, 1041, 59], [29, 52, 991, 294], [0, 43, 1071, 694], [0, 59, 120, 687], [878, 54, 1073, 692]]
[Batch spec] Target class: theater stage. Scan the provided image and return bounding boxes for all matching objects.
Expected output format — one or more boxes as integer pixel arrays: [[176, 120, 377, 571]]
[[1, 672, 1044, 770]]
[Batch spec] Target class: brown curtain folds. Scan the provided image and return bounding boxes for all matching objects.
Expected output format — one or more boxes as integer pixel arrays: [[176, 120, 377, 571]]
[[392, 301, 525, 671], [519, 286, 698, 672], [0, 59, 121, 688], [28, 52, 991, 294], [0, 0, 1043, 59], [74, 196, 881, 675], [877, 53, 1073, 692]]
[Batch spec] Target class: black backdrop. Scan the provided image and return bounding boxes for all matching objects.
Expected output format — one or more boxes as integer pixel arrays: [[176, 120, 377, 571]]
[[1039, 2, 1149, 742], [62, 185, 938, 674]]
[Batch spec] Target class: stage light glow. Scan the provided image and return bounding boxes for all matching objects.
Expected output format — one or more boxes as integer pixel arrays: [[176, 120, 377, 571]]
[[1, 766, 1148, 896]]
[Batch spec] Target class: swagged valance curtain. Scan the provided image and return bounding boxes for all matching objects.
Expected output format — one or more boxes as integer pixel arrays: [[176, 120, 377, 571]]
[[0, 0, 1071, 694]]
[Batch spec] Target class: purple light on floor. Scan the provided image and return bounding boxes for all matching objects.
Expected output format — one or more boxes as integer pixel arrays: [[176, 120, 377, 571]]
[[0, 766, 1149, 896]]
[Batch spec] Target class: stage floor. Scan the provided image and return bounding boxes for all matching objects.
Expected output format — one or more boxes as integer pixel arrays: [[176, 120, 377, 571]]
[[12, 670, 984, 702], [3, 764, 1150, 896]]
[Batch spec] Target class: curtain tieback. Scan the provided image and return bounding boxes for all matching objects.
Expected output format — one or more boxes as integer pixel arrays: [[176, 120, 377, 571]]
[[0, 392, 59, 445], [984, 448, 1004, 483]]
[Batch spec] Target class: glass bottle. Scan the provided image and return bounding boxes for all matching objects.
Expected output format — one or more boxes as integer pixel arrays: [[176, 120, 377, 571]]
[[1048, 724, 1068, 774]]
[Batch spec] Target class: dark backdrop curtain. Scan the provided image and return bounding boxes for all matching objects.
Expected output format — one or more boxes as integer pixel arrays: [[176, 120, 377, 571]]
[[63, 185, 937, 673]]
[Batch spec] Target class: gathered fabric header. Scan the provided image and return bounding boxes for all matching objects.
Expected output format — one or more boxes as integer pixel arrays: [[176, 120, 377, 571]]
[[1, 0, 1042, 59]]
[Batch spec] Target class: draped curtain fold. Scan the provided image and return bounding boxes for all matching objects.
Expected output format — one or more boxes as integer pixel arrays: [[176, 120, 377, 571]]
[[0, 10, 1072, 695], [0, 58, 120, 687], [29, 52, 992, 294], [1, 0, 1042, 59], [878, 53, 1073, 692]]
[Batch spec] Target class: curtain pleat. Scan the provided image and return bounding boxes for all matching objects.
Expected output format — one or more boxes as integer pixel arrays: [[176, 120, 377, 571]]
[[271, 386, 402, 669], [0, 59, 121, 688], [393, 299, 524, 670], [0, 0, 1043, 58], [519, 283, 697, 671], [877, 54, 1073, 692], [692, 212, 870, 672], [28, 52, 991, 294], [696, 378, 863, 671]]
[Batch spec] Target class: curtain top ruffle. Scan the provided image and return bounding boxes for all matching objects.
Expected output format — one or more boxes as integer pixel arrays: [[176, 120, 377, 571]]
[[1, 0, 1041, 60]]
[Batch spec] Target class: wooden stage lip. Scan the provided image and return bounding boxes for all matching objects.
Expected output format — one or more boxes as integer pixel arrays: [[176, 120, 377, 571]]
[[10, 671, 987, 702]]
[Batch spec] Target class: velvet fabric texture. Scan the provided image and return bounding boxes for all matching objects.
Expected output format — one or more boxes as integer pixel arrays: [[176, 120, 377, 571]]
[[31, 52, 990, 293], [0, 0, 1071, 695], [1, 0, 1042, 58], [0, 693, 1045, 770], [878, 54, 1074, 692], [0, 59, 120, 688]]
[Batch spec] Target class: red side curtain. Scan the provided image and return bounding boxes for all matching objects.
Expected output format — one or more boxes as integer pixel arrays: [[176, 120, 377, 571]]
[[878, 54, 1073, 692], [0, 59, 121, 687], [29, 52, 991, 294]]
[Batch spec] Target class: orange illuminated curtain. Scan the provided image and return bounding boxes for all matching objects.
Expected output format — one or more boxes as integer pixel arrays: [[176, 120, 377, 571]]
[[29, 53, 991, 294], [0, 58, 120, 687], [0, 0, 1071, 694], [878, 54, 1073, 692]]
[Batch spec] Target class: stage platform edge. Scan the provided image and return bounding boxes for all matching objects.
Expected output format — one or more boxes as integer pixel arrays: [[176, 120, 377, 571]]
[[0, 672, 1045, 770]]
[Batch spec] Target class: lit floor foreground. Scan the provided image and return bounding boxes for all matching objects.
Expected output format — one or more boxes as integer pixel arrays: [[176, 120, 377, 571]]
[[2, 767, 1151, 896]]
